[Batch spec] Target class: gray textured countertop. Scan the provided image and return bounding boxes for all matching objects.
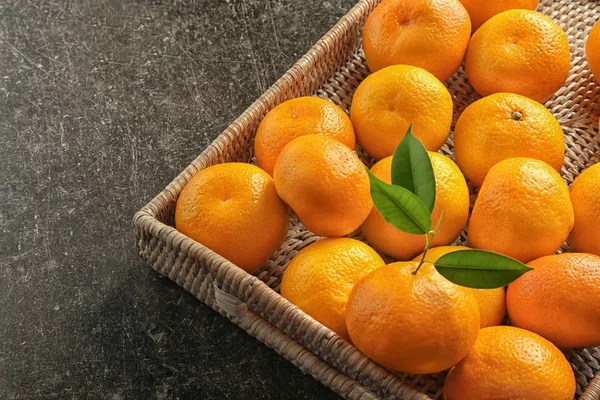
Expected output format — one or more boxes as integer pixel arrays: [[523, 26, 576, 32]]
[[0, 0, 353, 398]]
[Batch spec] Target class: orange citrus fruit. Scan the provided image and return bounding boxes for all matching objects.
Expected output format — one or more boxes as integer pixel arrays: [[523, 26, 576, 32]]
[[459, 0, 539, 31], [587, 19, 600, 79], [280, 238, 385, 341], [444, 326, 576, 400], [469, 158, 574, 263], [454, 92, 565, 187], [273, 135, 372, 237], [175, 163, 288, 273], [362, 153, 469, 260], [413, 246, 506, 328], [345, 261, 480, 374], [254, 96, 355, 175], [570, 162, 600, 255], [350, 65, 453, 161], [465, 9, 570, 103], [363, 0, 471, 81], [507, 253, 600, 349]]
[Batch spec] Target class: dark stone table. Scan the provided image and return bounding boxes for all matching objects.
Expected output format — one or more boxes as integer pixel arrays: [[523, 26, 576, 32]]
[[1, 1, 353, 398]]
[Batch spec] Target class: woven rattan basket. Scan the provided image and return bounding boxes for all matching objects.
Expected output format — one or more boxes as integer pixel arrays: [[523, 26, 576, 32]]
[[133, 0, 600, 398]]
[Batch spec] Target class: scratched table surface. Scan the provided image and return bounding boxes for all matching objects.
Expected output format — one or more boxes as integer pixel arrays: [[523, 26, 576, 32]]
[[0, 1, 354, 398]]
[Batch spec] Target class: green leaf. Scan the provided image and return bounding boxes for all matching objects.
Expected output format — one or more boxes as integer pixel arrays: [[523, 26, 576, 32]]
[[434, 249, 533, 289], [367, 168, 432, 235], [391, 124, 436, 213]]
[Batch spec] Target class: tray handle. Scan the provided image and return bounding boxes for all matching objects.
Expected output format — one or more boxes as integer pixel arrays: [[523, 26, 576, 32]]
[[581, 372, 600, 400], [212, 282, 380, 400]]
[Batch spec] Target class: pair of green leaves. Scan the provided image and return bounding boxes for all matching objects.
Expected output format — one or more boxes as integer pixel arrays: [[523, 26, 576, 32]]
[[367, 125, 435, 235], [367, 125, 532, 289]]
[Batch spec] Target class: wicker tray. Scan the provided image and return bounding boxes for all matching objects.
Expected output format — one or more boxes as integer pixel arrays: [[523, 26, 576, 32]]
[[133, 0, 600, 398]]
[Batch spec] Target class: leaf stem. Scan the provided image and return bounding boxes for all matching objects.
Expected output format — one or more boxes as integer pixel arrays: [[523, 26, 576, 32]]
[[413, 213, 444, 275], [413, 233, 433, 275]]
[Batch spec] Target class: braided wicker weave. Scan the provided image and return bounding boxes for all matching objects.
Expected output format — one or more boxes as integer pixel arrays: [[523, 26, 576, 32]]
[[133, 0, 600, 398]]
